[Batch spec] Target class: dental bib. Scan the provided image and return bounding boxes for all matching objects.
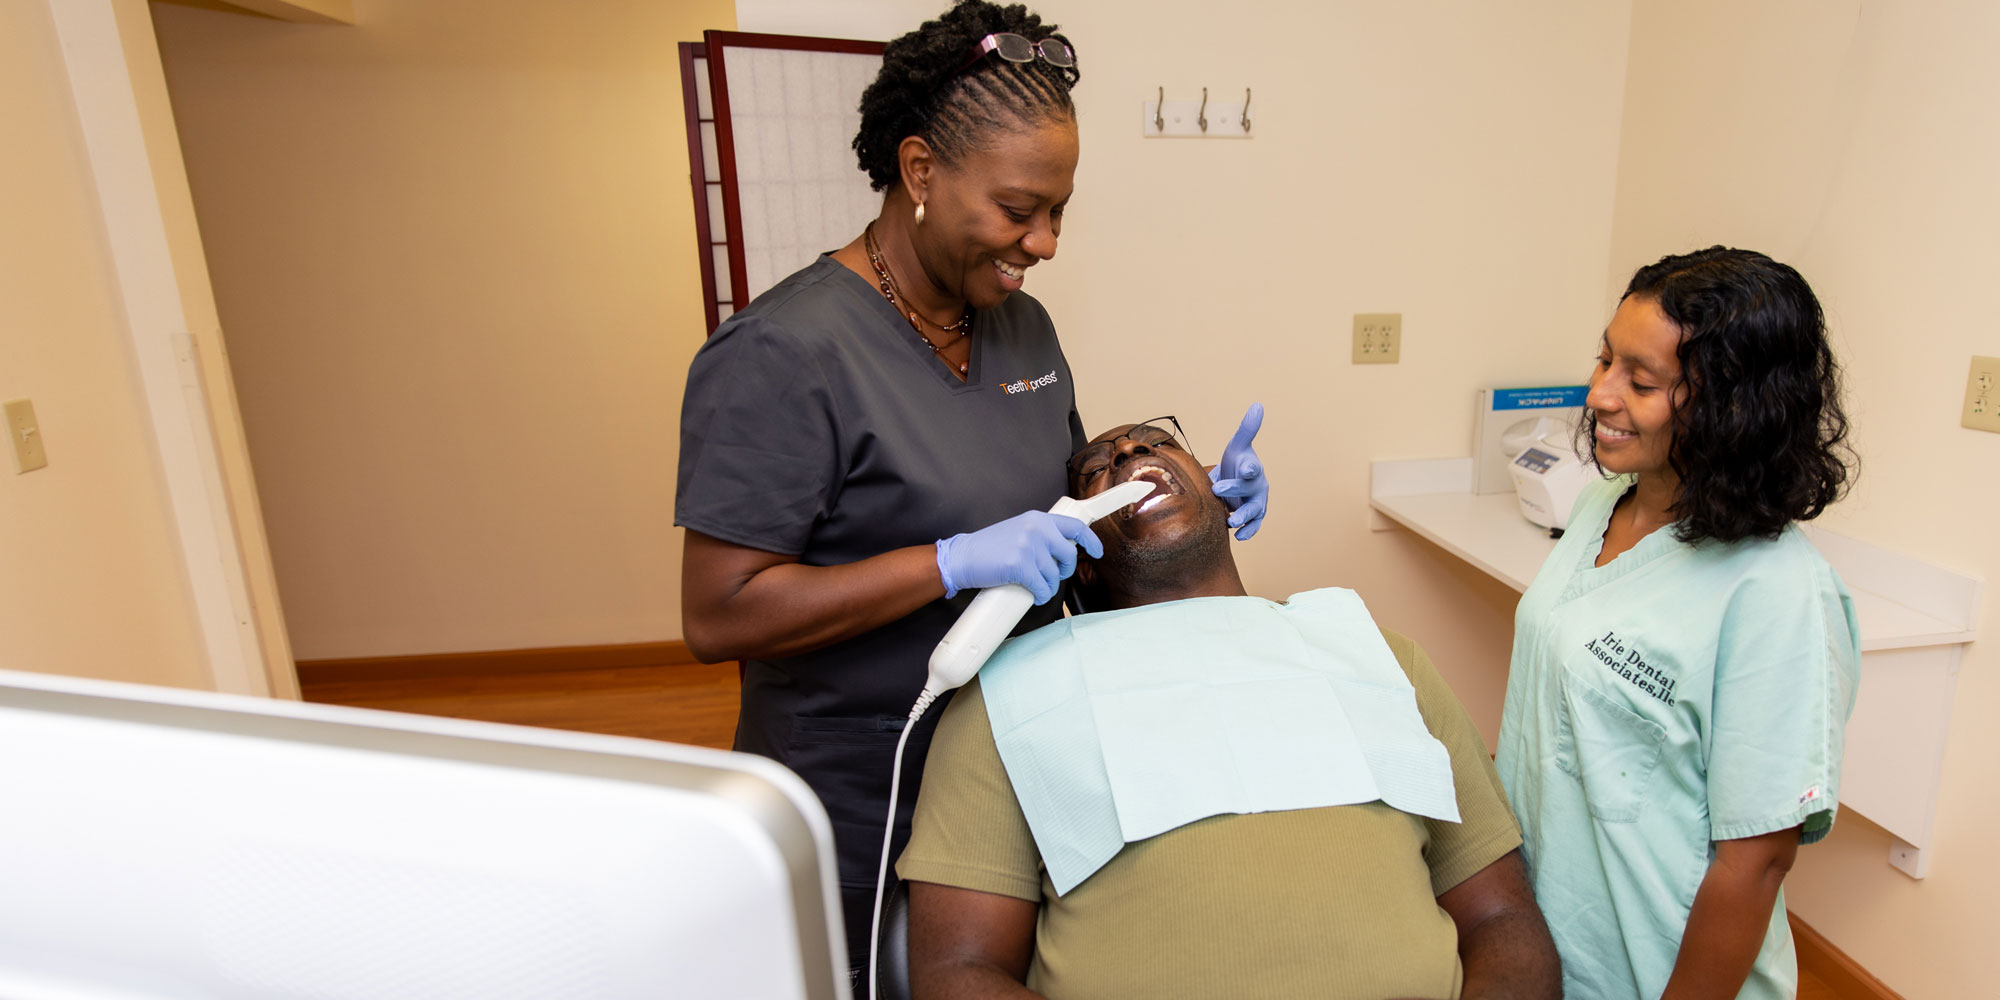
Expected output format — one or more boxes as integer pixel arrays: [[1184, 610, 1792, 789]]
[[980, 588, 1460, 895]]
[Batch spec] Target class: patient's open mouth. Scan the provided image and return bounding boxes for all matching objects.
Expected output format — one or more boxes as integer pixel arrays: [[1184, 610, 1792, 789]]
[[1116, 462, 1184, 519]]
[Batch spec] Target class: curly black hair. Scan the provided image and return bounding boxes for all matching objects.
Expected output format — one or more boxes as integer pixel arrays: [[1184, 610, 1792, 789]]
[[853, 1, 1080, 192], [1582, 247, 1855, 544]]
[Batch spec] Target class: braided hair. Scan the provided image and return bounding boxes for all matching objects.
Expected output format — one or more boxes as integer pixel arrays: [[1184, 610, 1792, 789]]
[[854, 1, 1081, 193]]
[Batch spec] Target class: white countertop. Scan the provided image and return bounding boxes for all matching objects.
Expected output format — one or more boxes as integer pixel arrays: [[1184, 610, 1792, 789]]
[[1369, 458, 1979, 652]]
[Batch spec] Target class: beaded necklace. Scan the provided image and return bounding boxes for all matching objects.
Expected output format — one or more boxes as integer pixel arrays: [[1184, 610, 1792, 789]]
[[864, 222, 972, 376]]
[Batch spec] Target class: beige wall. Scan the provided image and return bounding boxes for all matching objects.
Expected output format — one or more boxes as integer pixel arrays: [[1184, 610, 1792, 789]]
[[0, 0, 211, 689], [151, 0, 737, 659], [735, 0, 927, 41], [1608, 1, 1999, 995]]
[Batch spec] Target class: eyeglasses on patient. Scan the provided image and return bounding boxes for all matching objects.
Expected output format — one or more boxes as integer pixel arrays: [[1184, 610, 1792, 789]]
[[952, 32, 1076, 79], [1067, 416, 1193, 481]]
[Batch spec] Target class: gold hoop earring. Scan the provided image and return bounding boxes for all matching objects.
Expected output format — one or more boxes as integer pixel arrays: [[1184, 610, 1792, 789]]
[[914, 201, 926, 225]]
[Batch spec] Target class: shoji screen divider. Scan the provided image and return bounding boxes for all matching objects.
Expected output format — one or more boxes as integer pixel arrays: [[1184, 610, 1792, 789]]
[[680, 33, 887, 334]]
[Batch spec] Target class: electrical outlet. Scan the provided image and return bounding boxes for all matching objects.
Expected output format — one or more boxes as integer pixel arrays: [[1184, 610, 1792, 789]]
[[1964, 355, 2000, 433], [1352, 313, 1401, 364], [6, 398, 47, 473]]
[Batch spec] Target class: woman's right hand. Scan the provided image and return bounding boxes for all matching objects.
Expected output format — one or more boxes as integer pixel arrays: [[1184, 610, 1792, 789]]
[[936, 511, 1104, 605]]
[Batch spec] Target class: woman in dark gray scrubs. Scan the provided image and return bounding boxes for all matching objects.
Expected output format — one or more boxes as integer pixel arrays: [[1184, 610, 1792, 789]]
[[674, 2, 1268, 975]]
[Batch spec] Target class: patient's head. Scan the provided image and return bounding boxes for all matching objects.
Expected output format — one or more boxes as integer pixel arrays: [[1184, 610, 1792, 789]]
[[1068, 418, 1243, 610]]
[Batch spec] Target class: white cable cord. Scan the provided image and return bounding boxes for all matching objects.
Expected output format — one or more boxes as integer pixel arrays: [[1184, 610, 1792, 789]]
[[868, 690, 938, 1000]]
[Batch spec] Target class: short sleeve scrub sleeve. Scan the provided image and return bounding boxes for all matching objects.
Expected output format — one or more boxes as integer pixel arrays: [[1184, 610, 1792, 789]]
[[1495, 476, 1861, 1000], [675, 255, 1087, 965]]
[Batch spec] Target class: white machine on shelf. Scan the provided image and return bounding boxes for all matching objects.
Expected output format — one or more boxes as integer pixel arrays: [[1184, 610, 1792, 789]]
[[1473, 385, 1587, 494], [1503, 416, 1595, 532]]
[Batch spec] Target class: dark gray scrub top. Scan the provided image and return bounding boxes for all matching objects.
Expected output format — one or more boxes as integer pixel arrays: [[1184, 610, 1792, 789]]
[[675, 254, 1085, 940]]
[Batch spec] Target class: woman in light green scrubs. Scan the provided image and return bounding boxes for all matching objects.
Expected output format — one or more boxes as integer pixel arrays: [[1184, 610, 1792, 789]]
[[1496, 247, 1860, 1000]]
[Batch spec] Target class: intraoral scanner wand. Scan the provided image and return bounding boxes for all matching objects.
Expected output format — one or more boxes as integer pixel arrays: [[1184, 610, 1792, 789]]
[[919, 478, 1157, 708]]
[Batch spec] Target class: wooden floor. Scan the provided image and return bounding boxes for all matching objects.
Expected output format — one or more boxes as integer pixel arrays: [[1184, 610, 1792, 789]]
[[303, 658, 1851, 999]]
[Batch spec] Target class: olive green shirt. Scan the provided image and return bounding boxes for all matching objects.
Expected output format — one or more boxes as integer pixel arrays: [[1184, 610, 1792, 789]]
[[897, 630, 1521, 1000]]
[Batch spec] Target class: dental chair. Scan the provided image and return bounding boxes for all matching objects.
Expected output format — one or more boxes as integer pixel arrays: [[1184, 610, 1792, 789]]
[[873, 879, 912, 1000]]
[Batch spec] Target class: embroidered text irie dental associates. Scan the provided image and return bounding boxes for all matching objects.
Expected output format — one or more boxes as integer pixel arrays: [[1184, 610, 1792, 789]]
[[1001, 370, 1060, 394], [1584, 630, 1678, 706]]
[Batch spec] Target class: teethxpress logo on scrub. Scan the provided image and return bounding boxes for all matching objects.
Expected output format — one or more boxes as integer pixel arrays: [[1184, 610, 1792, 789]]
[[1001, 370, 1061, 395]]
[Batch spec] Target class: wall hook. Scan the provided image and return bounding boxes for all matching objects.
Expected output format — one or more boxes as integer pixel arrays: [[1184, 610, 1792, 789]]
[[1241, 88, 1252, 132], [1154, 86, 1164, 133], [1197, 86, 1209, 133]]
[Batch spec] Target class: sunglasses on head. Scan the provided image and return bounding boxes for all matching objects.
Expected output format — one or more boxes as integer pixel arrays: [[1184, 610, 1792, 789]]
[[951, 32, 1076, 79]]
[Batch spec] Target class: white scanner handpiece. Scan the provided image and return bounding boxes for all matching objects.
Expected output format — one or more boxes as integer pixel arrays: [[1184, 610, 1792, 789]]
[[922, 479, 1157, 701]]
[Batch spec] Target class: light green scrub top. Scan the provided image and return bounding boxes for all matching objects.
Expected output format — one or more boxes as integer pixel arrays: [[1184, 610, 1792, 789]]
[[1495, 476, 1859, 1000]]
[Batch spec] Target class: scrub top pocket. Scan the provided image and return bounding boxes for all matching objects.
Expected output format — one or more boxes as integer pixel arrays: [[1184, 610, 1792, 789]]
[[1554, 674, 1666, 825]]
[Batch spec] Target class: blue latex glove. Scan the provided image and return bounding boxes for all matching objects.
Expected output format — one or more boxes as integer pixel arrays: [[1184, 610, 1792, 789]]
[[936, 510, 1104, 605], [1209, 403, 1270, 541]]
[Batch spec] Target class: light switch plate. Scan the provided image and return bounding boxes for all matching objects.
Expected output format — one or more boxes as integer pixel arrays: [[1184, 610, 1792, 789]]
[[6, 398, 47, 473], [1963, 355, 2000, 433]]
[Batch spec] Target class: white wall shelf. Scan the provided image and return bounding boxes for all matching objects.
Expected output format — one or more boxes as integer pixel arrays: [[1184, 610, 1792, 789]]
[[1371, 457, 1983, 878]]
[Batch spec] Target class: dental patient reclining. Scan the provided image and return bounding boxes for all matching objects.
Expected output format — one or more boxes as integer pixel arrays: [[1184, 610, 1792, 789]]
[[893, 419, 1561, 1000]]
